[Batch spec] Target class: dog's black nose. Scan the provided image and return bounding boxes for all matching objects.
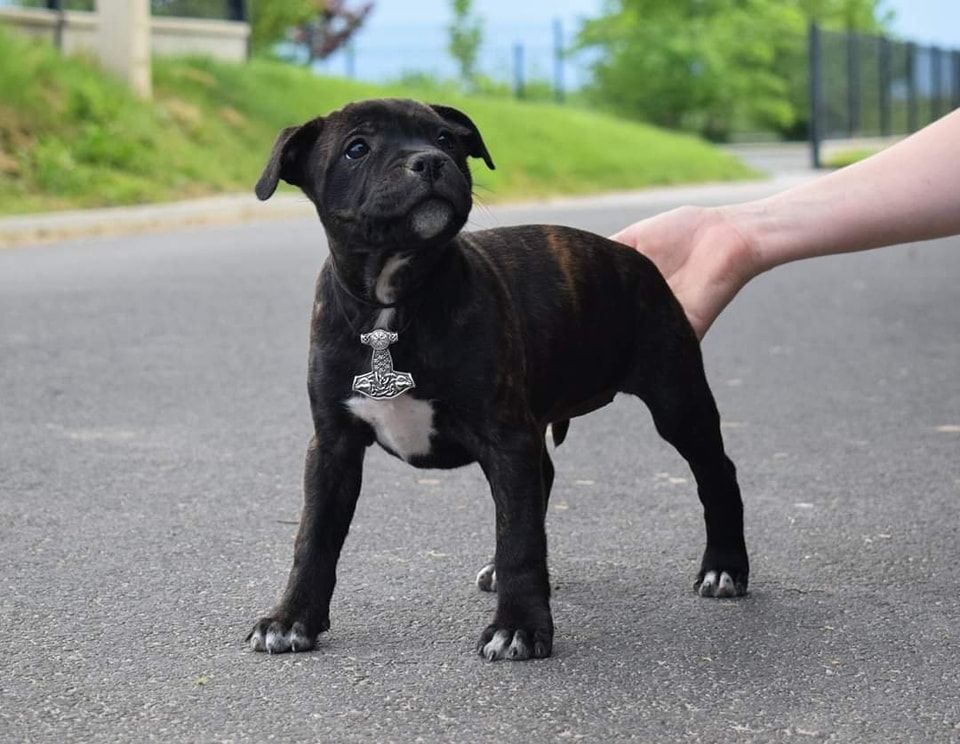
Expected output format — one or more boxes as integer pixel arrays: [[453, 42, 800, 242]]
[[407, 152, 446, 182]]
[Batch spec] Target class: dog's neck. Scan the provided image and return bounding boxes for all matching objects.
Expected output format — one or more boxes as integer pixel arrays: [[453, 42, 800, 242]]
[[327, 237, 455, 320]]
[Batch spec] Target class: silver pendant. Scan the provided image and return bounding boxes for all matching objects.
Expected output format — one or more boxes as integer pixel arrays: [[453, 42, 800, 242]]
[[352, 328, 416, 400]]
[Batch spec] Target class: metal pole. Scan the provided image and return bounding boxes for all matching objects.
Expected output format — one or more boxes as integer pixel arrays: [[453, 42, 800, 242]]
[[953, 51, 960, 110], [846, 28, 860, 137], [879, 35, 891, 136], [808, 22, 822, 169], [345, 42, 356, 78], [513, 42, 525, 99], [906, 43, 917, 131], [930, 46, 942, 121], [47, 0, 64, 51], [553, 18, 565, 104], [226, 0, 247, 22]]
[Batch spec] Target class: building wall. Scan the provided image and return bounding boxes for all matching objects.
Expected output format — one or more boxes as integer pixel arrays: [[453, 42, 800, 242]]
[[0, 6, 249, 62]]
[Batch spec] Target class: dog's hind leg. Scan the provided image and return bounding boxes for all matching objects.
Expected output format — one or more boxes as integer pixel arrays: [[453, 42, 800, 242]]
[[476, 440, 554, 593], [624, 331, 749, 598]]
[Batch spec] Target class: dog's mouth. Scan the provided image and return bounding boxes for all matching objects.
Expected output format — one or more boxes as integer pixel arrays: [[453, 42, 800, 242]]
[[408, 198, 456, 241]]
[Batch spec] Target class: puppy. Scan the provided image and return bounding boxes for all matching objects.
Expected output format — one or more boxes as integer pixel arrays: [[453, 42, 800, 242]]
[[248, 99, 748, 661]]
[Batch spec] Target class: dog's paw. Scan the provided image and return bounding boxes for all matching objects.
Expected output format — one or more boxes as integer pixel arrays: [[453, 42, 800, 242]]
[[475, 562, 497, 592], [695, 569, 748, 598], [246, 617, 317, 654], [477, 624, 552, 661]]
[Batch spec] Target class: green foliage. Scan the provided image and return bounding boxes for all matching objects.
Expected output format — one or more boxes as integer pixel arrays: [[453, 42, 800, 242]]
[[578, 0, 891, 140], [448, 0, 483, 89], [0, 25, 752, 215], [250, 0, 316, 52]]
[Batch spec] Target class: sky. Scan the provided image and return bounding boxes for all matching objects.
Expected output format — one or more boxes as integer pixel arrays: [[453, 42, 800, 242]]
[[354, 0, 960, 47], [311, 0, 960, 84]]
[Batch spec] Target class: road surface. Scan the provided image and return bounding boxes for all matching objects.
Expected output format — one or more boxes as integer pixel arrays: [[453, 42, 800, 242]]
[[1, 189, 959, 743]]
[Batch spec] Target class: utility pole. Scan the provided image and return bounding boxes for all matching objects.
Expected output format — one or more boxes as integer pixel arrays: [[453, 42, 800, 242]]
[[96, 0, 152, 99]]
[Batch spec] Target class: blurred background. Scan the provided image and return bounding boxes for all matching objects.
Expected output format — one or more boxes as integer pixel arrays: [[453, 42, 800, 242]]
[[0, 0, 958, 214]]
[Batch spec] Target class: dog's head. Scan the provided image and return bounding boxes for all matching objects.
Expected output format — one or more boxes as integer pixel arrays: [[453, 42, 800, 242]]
[[255, 99, 494, 248]]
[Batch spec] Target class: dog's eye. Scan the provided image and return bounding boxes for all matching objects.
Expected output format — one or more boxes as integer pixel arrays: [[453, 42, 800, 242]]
[[437, 130, 455, 149], [345, 139, 370, 160]]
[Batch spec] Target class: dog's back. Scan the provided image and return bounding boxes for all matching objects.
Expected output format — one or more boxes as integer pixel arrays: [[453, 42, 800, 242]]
[[459, 225, 696, 424]]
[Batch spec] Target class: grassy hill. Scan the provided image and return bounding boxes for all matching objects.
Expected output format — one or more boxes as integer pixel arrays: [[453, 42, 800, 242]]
[[0, 26, 753, 216]]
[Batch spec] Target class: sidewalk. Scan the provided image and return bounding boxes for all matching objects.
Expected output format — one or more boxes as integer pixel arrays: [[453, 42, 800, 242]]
[[0, 173, 820, 249]]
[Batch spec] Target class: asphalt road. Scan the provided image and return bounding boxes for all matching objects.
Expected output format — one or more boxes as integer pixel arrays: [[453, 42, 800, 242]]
[[2, 189, 959, 744]]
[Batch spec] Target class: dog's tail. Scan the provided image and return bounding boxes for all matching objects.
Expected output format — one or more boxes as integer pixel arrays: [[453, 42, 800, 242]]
[[550, 420, 570, 447]]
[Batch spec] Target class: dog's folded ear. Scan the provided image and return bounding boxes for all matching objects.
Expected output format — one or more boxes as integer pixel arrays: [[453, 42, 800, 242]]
[[255, 118, 324, 201], [429, 104, 495, 171]]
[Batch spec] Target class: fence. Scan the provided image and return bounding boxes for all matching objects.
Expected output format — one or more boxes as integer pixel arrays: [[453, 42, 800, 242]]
[[1, 1, 247, 19], [300, 17, 595, 103], [809, 23, 960, 167], [0, 0, 250, 65]]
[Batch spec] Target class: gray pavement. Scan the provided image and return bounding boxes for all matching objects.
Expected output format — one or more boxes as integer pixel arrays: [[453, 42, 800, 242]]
[[1, 186, 959, 743]]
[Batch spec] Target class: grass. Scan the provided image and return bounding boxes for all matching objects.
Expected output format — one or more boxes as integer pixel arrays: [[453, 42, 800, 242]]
[[0, 26, 754, 216], [823, 147, 879, 169]]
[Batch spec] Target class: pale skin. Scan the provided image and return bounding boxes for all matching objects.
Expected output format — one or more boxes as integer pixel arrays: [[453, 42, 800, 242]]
[[612, 108, 960, 339]]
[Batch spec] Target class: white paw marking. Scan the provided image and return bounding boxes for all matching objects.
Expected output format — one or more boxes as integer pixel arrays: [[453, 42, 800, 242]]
[[506, 633, 529, 660], [698, 570, 739, 598], [476, 563, 497, 592], [249, 622, 314, 654], [346, 395, 435, 461], [482, 630, 511, 661]]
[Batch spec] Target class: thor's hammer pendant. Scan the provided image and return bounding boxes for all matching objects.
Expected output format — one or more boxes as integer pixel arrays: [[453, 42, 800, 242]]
[[352, 328, 416, 400]]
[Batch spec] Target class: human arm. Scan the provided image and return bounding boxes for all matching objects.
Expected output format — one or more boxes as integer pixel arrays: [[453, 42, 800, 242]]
[[612, 109, 960, 339]]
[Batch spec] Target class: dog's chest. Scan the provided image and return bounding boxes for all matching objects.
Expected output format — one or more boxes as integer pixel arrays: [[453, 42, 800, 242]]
[[346, 395, 435, 461]]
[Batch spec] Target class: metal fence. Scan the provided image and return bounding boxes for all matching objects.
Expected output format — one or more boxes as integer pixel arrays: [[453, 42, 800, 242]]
[[809, 23, 960, 167], [9, 1, 247, 19], [302, 17, 595, 103]]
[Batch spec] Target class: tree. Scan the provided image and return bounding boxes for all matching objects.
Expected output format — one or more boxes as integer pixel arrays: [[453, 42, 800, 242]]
[[577, 0, 890, 140], [251, 0, 373, 59], [448, 0, 483, 89]]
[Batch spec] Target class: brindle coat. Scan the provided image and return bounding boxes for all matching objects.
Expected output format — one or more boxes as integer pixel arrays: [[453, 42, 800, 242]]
[[247, 99, 749, 661]]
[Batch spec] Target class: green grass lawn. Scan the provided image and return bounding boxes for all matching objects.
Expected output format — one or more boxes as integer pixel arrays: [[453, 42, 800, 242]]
[[0, 27, 753, 216]]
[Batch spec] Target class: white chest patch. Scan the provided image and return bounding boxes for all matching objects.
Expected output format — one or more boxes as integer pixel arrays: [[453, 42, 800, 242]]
[[346, 395, 435, 461]]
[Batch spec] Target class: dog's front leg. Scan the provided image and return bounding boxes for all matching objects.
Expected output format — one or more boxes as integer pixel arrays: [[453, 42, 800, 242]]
[[248, 432, 366, 653], [477, 429, 553, 661]]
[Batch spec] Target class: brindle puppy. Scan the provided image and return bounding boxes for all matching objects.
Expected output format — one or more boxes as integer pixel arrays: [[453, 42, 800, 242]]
[[247, 99, 749, 661]]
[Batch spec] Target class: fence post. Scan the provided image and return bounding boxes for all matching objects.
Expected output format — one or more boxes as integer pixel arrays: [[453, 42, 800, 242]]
[[225, 0, 250, 60], [954, 51, 960, 110], [96, 0, 152, 99], [846, 28, 860, 137], [553, 17, 565, 104], [906, 42, 918, 132], [226, 0, 247, 21], [930, 46, 942, 121], [46, 0, 64, 51], [345, 42, 356, 78], [808, 22, 822, 169], [513, 42, 525, 99], [878, 35, 891, 137]]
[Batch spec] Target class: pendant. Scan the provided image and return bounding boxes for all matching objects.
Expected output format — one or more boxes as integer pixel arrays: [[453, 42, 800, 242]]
[[352, 328, 416, 400]]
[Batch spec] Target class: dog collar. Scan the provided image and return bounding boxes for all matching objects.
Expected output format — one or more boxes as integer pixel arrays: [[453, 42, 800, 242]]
[[329, 259, 404, 309]]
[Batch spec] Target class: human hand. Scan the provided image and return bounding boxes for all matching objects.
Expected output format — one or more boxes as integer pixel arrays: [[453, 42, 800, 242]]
[[610, 206, 758, 339]]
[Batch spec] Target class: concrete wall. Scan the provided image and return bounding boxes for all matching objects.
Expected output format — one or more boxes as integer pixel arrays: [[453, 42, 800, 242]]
[[0, 6, 249, 63]]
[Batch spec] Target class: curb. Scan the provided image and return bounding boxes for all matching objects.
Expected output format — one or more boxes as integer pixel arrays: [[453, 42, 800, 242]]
[[0, 193, 316, 248], [0, 174, 820, 249]]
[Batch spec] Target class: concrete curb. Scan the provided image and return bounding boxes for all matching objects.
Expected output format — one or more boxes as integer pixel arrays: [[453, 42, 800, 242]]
[[0, 193, 316, 249], [0, 173, 820, 249]]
